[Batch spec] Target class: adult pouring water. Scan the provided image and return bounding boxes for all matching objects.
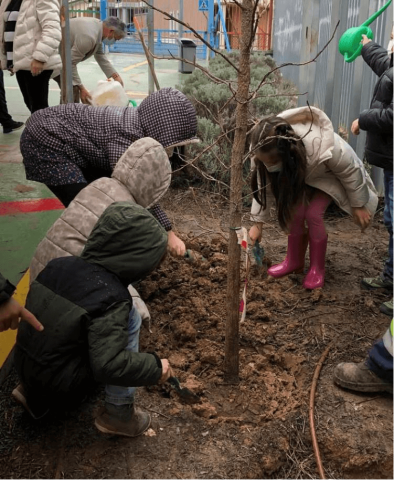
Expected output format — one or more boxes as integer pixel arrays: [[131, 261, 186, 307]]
[[20, 87, 200, 256]]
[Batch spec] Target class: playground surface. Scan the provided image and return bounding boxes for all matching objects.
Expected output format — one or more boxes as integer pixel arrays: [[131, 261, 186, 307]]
[[0, 53, 393, 480]]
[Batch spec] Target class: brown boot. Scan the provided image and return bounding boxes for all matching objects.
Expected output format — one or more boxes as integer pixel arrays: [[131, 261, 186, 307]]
[[95, 402, 151, 437], [12, 384, 50, 420], [334, 362, 393, 394]]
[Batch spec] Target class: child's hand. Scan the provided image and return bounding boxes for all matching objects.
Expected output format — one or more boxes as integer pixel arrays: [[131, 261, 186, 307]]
[[158, 359, 174, 384], [361, 34, 372, 46], [0, 298, 43, 333], [351, 119, 360, 136], [248, 224, 262, 243], [352, 206, 371, 232], [167, 231, 186, 257]]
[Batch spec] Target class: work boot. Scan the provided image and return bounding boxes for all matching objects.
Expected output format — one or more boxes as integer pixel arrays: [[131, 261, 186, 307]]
[[12, 384, 50, 420], [334, 362, 393, 394], [380, 298, 393, 317], [3, 120, 24, 134], [95, 402, 151, 437], [267, 233, 308, 278], [361, 275, 393, 291], [303, 235, 328, 290]]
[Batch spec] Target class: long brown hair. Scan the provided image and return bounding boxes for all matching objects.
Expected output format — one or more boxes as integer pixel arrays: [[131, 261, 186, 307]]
[[250, 116, 309, 231]]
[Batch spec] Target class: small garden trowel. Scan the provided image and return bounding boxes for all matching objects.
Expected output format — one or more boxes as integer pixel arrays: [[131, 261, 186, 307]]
[[252, 240, 264, 267], [168, 376, 200, 405]]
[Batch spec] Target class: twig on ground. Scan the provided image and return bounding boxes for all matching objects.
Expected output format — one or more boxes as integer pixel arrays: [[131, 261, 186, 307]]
[[143, 406, 170, 420], [309, 340, 336, 479]]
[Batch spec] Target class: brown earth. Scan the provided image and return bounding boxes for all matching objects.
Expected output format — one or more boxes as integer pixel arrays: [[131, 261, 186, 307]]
[[0, 187, 392, 479]]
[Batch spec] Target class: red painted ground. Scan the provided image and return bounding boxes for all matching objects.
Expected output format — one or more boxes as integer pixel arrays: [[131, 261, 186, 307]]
[[0, 198, 64, 216]]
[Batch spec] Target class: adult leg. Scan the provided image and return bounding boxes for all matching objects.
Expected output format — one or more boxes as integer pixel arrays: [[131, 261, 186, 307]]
[[15, 70, 33, 112], [382, 170, 393, 284], [53, 75, 62, 104], [46, 183, 88, 207], [53, 75, 80, 104], [361, 170, 393, 295], [73, 85, 80, 103], [95, 307, 151, 437], [334, 321, 393, 393], [80, 166, 112, 183], [0, 70, 13, 126], [267, 202, 309, 278], [15, 69, 53, 113], [303, 190, 331, 289]]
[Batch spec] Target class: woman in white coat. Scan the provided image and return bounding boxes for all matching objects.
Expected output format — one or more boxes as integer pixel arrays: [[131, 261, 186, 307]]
[[248, 106, 378, 290], [0, 0, 62, 112]]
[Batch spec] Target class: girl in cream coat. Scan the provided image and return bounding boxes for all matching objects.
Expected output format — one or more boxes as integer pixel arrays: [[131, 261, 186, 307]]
[[248, 106, 378, 290], [0, 0, 62, 112]]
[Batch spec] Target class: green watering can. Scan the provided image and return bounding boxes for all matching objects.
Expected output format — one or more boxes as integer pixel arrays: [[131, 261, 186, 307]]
[[339, 0, 392, 62]]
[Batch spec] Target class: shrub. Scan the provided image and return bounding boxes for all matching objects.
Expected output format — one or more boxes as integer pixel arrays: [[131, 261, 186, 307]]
[[177, 51, 297, 202]]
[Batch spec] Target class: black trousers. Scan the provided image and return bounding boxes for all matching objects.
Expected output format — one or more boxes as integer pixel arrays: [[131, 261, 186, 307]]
[[47, 166, 111, 207], [0, 70, 13, 127], [15, 69, 53, 113]]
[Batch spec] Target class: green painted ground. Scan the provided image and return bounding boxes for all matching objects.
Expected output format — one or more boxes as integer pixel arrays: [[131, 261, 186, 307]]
[[0, 211, 62, 285], [0, 53, 189, 285]]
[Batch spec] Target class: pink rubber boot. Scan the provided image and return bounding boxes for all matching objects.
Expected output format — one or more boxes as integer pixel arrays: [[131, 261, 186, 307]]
[[267, 233, 308, 278], [303, 235, 328, 289]]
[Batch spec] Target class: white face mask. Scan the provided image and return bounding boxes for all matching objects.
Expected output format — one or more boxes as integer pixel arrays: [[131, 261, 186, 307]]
[[265, 162, 282, 173]]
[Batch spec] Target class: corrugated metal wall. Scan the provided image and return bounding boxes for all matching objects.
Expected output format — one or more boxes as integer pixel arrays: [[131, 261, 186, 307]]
[[272, 0, 392, 167]]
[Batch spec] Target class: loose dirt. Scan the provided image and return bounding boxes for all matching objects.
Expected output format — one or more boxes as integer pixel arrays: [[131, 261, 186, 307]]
[[0, 188, 392, 479]]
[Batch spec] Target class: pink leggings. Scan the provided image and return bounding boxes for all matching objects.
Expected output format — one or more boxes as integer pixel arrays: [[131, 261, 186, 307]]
[[290, 190, 332, 240]]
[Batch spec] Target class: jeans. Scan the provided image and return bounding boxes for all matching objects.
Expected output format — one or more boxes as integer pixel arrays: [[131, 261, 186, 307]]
[[105, 306, 141, 406], [383, 170, 393, 283], [366, 338, 393, 383]]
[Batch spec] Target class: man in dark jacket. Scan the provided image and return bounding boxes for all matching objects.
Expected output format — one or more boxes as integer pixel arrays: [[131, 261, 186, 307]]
[[335, 36, 393, 396], [12, 202, 173, 437]]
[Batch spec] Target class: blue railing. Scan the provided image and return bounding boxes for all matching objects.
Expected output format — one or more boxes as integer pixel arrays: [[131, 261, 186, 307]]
[[110, 29, 208, 59]]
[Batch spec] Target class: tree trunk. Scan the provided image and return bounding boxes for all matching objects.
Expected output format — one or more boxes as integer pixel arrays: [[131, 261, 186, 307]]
[[224, 1, 254, 383]]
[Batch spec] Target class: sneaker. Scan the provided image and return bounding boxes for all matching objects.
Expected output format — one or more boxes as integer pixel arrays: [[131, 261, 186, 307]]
[[3, 121, 24, 134], [95, 402, 151, 438], [12, 384, 50, 419], [380, 298, 393, 317], [334, 362, 393, 394], [361, 275, 393, 291]]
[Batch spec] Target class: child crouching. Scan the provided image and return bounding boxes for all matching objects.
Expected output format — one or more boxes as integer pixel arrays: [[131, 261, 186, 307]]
[[13, 202, 173, 438]]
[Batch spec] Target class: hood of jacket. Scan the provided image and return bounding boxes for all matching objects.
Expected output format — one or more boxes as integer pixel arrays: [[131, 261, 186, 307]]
[[137, 87, 198, 148], [80, 202, 168, 285], [278, 106, 335, 168], [111, 137, 172, 208]]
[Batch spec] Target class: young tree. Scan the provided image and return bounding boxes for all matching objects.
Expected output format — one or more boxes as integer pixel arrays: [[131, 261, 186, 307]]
[[141, 0, 338, 383]]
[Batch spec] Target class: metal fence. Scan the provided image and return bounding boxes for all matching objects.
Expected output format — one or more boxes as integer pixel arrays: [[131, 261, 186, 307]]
[[272, 0, 393, 191], [101, 1, 208, 59]]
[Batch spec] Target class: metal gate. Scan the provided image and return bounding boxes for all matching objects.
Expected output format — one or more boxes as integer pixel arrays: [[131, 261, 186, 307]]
[[101, 1, 208, 59], [272, 0, 393, 168]]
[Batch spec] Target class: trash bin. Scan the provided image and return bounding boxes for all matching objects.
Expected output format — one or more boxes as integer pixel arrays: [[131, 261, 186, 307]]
[[178, 38, 197, 74]]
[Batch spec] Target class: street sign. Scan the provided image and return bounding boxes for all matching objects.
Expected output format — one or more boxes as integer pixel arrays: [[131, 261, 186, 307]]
[[198, 0, 209, 12]]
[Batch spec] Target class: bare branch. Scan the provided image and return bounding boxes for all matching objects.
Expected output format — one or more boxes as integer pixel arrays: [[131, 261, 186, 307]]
[[247, 0, 262, 51], [250, 20, 340, 100], [148, 50, 238, 95], [141, 1, 240, 73], [171, 127, 237, 175], [231, 0, 246, 10]]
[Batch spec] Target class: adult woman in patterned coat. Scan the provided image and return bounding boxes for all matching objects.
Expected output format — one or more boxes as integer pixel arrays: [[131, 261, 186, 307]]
[[20, 87, 199, 256]]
